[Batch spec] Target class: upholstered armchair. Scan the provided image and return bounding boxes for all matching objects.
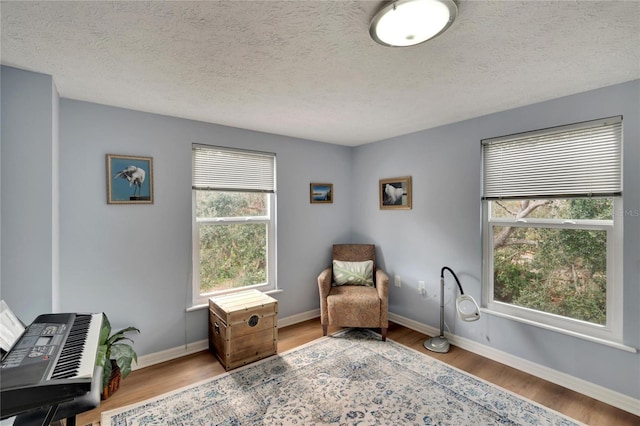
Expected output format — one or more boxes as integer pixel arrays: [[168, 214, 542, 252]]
[[318, 244, 389, 341]]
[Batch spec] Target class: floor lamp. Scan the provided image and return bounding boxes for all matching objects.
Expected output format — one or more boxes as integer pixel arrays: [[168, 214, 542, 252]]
[[424, 266, 480, 353]]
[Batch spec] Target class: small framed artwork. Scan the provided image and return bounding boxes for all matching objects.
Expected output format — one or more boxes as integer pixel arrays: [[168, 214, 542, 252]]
[[310, 183, 333, 204], [379, 176, 412, 210], [106, 154, 154, 204]]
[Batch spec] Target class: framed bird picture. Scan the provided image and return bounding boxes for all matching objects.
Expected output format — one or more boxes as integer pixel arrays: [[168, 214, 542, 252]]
[[106, 154, 154, 204], [379, 176, 411, 210]]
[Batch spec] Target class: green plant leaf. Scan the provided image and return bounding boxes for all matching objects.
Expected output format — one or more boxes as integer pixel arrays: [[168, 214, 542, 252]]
[[106, 326, 140, 346], [99, 314, 111, 345], [97, 313, 112, 370], [96, 344, 108, 368], [111, 343, 138, 379], [102, 359, 113, 390], [96, 313, 140, 395]]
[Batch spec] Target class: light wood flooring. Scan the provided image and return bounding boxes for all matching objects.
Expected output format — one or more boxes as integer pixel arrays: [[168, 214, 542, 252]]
[[78, 319, 639, 426]]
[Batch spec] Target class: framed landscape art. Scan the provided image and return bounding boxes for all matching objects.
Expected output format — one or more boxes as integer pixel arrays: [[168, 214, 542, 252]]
[[107, 154, 154, 204], [310, 183, 333, 204]]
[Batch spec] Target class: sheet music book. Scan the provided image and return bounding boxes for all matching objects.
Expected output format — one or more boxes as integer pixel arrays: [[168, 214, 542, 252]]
[[0, 300, 25, 353]]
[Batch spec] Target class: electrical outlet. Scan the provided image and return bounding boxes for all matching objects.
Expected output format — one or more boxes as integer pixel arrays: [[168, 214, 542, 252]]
[[418, 280, 426, 295], [394, 275, 401, 287]]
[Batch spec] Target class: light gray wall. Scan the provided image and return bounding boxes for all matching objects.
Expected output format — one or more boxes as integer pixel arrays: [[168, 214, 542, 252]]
[[2, 65, 638, 400], [351, 80, 640, 399], [57, 99, 352, 355], [1, 66, 59, 323]]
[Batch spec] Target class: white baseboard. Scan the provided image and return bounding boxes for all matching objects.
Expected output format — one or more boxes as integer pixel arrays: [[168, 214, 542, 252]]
[[133, 310, 638, 416], [388, 312, 640, 417], [134, 309, 322, 371], [277, 308, 320, 328], [134, 339, 209, 371]]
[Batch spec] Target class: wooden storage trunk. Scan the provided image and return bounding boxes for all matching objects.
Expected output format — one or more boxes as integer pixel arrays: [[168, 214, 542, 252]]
[[208, 289, 278, 371]]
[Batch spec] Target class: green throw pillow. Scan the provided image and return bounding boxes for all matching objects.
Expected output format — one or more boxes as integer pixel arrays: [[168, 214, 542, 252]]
[[333, 260, 374, 287]]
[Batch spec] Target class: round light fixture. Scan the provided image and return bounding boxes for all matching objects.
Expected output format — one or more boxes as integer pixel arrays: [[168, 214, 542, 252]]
[[369, 0, 458, 47]]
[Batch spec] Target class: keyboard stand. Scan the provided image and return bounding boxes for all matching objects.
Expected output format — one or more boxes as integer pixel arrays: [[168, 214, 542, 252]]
[[12, 366, 102, 426]]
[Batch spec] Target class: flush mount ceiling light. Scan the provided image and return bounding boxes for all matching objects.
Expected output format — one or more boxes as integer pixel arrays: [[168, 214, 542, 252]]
[[369, 0, 458, 47]]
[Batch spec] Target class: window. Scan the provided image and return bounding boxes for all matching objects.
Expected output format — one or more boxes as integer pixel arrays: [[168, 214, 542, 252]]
[[192, 145, 276, 305], [481, 117, 623, 343]]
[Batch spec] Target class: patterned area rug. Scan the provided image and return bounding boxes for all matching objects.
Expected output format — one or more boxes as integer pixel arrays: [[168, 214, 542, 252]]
[[101, 329, 583, 425]]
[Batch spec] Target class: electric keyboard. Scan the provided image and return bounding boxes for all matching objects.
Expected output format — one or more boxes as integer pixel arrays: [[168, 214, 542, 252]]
[[0, 312, 103, 420]]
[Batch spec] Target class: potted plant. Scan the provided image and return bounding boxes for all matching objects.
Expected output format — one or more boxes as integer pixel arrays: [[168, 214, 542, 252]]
[[97, 313, 140, 399]]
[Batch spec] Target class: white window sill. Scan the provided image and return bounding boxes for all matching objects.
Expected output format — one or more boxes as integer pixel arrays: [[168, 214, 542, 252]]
[[186, 289, 283, 312], [481, 308, 637, 353]]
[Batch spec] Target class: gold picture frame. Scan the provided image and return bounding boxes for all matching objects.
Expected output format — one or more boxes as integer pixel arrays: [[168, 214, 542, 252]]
[[379, 176, 412, 210], [107, 154, 154, 204], [310, 183, 333, 204]]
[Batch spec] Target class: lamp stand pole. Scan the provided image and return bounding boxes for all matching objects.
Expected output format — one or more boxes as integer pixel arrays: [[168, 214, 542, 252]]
[[424, 276, 450, 353]]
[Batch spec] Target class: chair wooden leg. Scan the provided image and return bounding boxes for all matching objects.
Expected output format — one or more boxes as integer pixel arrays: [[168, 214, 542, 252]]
[[381, 328, 387, 341], [322, 324, 328, 336]]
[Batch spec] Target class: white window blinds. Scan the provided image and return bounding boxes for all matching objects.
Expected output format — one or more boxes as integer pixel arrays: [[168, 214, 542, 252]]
[[482, 116, 622, 200], [192, 144, 276, 193]]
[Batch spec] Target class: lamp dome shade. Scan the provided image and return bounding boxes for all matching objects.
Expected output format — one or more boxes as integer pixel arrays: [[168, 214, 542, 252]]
[[456, 294, 481, 322]]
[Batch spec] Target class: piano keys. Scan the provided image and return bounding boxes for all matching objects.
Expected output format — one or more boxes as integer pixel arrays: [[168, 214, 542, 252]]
[[0, 312, 103, 421]]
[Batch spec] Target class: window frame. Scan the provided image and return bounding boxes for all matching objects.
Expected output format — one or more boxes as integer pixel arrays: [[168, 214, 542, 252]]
[[192, 191, 277, 306], [481, 116, 624, 346], [481, 198, 623, 344], [191, 145, 277, 307]]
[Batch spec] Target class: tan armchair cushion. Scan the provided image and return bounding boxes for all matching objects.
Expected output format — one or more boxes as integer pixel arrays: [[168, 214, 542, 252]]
[[327, 285, 381, 327], [318, 244, 389, 340], [332, 244, 376, 267]]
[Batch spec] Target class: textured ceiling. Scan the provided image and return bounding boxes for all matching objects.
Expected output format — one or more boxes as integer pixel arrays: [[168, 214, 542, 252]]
[[1, 1, 639, 146]]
